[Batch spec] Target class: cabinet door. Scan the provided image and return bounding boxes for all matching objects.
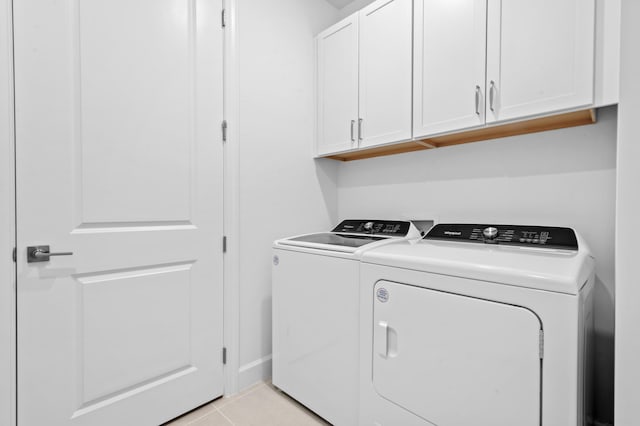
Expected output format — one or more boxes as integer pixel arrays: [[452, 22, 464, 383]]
[[486, 0, 595, 123], [414, 0, 487, 138], [359, 0, 412, 148], [317, 16, 359, 155]]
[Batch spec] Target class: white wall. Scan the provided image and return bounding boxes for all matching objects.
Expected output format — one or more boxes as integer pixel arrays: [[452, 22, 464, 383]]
[[0, 0, 14, 424], [338, 107, 618, 424], [235, 0, 339, 389], [615, 0, 640, 424]]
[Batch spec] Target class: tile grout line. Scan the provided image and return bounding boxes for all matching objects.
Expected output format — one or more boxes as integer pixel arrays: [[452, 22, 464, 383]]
[[215, 406, 236, 426], [214, 382, 270, 425], [182, 381, 329, 426], [183, 381, 268, 425], [214, 382, 267, 410], [185, 406, 219, 425]]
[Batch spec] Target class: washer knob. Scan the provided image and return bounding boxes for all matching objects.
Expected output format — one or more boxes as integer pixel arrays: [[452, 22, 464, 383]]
[[364, 222, 375, 232], [483, 227, 499, 240]]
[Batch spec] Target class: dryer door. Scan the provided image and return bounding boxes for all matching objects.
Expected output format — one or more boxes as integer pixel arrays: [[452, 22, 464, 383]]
[[372, 280, 542, 426]]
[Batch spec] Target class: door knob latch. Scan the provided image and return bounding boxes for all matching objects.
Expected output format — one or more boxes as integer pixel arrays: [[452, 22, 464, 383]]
[[27, 245, 73, 263]]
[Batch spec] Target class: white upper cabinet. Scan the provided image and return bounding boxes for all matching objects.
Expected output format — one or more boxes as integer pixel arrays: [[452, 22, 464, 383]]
[[317, 15, 359, 155], [316, 0, 412, 155], [359, 0, 413, 148], [316, 0, 606, 159], [486, 0, 596, 123], [414, 0, 487, 138]]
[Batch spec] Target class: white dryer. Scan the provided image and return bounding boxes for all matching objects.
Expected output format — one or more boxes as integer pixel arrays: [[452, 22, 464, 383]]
[[272, 220, 422, 426], [359, 223, 595, 426]]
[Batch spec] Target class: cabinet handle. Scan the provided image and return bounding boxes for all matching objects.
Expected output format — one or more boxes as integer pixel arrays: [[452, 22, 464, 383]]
[[358, 118, 363, 141], [489, 80, 496, 112], [475, 85, 481, 115], [350, 120, 355, 142]]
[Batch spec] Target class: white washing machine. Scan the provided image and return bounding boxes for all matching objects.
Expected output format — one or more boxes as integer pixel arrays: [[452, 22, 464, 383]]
[[359, 223, 595, 426], [272, 220, 422, 426]]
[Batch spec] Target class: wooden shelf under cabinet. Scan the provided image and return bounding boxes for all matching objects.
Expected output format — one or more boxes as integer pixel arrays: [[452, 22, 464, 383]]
[[323, 109, 596, 162]]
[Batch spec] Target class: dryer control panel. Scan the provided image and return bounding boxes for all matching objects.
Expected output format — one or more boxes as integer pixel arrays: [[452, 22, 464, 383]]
[[331, 220, 412, 237], [424, 224, 578, 250]]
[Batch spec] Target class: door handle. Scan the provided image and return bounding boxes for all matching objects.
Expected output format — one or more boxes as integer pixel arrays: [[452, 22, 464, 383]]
[[358, 118, 363, 142], [27, 245, 73, 263], [475, 85, 481, 115]]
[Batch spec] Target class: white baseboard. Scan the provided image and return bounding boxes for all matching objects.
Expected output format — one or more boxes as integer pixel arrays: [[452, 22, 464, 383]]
[[238, 354, 272, 392]]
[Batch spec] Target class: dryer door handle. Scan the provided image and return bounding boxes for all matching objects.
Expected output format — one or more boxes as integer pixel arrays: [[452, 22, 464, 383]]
[[375, 321, 389, 358]]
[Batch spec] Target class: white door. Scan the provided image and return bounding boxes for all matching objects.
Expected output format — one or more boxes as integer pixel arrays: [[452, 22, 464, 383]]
[[372, 281, 541, 426], [486, 0, 595, 123], [358, 0, 412, 148], [317, 15, 359, 155], [14, 1, 224, 425], [413, 0, 487, 138]]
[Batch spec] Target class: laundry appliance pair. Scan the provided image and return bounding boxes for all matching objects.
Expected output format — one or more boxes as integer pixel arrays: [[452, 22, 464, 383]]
[[273, 220, 594, 426]]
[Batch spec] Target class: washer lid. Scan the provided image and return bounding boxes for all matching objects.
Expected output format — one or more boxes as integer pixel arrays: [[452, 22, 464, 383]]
[[361, 238, 594, 295], [282, 233, 386, 250], [274, 220, 422, 254]]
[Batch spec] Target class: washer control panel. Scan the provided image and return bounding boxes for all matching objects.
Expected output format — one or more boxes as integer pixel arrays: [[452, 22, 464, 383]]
[[424, 224, 578, 250], [331, 220, 411, 237]]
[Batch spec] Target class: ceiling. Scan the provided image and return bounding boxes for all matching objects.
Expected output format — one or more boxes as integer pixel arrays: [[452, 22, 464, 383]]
[[326, 0, 355, 9]]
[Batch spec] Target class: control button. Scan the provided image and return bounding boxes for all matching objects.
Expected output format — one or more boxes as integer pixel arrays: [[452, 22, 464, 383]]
[[520, 238, 526, 243], [526, 239, 532, 243], [363, 222, 374, 231], [533, 239, 540, 244], [482, 227, 499, 240]]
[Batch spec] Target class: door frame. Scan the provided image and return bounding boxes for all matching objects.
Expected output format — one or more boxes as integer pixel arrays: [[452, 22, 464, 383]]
[[0, 0, 16, 424], [222, 0, 241, 396]]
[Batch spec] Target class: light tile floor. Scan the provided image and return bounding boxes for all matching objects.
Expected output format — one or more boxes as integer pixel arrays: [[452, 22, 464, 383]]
[[165, 382, 331, 426]]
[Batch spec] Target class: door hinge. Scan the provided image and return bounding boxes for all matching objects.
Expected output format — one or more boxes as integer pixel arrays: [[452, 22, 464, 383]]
[[539, 329, 544, 359], [222, 236, 227, 253], [222, 347, 227, 364], [12, 247, 16, 262], [221, 9, 226, 28], [222, 120, 228, 142]]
